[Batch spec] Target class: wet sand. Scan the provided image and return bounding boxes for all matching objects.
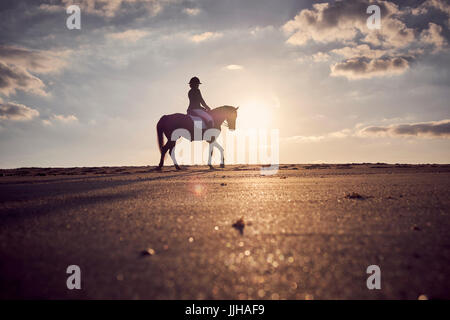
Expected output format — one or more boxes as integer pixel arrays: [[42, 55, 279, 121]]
[[1, 164, 450, 299]]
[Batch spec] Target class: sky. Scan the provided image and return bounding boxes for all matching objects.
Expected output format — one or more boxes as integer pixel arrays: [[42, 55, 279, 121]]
[[0, 0, 449, 168]]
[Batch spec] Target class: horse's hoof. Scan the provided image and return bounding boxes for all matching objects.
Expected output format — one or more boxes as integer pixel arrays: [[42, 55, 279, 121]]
[[220, 164, 225, 168], [155, 166, 162, 171], [175, 166, 182, 171], [209, 165, 215, 170]]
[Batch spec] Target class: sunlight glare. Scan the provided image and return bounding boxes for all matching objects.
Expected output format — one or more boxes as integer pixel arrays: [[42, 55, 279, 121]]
[[237, 99, 274, 129], [193, 184, 205, 196]]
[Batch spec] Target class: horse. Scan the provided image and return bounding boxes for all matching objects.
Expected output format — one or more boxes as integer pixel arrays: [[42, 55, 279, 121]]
[[156, 105, 238, 170]]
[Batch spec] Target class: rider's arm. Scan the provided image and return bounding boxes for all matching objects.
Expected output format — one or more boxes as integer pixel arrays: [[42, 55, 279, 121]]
[[199, 91, 210, 110]]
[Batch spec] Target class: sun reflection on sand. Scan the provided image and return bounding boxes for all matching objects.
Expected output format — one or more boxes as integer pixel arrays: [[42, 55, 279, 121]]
[[192, 183, 205, 196]]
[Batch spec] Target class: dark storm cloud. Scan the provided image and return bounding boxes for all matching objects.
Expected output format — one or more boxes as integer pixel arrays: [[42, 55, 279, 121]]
[[0, 101, 40, 121], [362, 120, 450, 138]]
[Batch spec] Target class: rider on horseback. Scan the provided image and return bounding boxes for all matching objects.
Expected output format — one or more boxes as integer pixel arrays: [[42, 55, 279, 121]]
[[186, 77, 214, 128]]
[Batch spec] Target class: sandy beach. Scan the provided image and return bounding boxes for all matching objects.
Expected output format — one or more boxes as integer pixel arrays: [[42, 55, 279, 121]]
[[1, 164, 450, 299]]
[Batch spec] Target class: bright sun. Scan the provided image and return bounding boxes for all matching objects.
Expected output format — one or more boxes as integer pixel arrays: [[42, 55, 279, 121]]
[[236, 99, 274, 129]]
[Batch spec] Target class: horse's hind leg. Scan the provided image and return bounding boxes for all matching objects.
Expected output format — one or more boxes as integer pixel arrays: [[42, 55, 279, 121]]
[[216, 142, 225, 168], [168, 141, 181, 170], [157, 142, 171, 170]]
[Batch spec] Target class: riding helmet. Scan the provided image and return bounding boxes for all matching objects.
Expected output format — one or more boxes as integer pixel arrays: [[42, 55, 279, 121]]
[[189, 77, 201, 84]]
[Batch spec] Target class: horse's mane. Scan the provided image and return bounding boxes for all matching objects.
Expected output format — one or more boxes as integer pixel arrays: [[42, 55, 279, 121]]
[[210, 105, 235, 128], [213, 105, 234, 112]]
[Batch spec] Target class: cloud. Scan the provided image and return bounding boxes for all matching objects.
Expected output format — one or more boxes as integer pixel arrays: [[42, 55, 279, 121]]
[[420, 0, 450, 25], [361, 119, 450, 138], [39, 0, 164, 18], [183, 8, 201, 16], [425, 0, 450, 13], [283, 0, 449, 79], [285, 135, 326, 143], [362, 12, 415, 48], [50, 114, 79, 124], [331, 56, 410, 79], [225, 64, 243, 70], [286, 129, 351, 143], [107, 29, 150, 42], [0, 102, 40, 121], [0, 45, 71, 97], [0, 45, 70, 74], [331, 44, 386, 59], [312, 52, 330, 62], [282, 1, 403, 46], [287, 119, 450, 144], [38, 4, 63, 13], [0, 102, 77, 125], [296, 52, 331, 64], [0, 62, 47, 96], [420, 23, 447, 51], [190, 32, 223, 43], [42, 114, 78, 126]]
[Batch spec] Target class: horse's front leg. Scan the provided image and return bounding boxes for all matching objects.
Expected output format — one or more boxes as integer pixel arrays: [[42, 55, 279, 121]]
[[215, 142, 225, 168], [210, 141, 225, 168], [208, 141, 214, 170]]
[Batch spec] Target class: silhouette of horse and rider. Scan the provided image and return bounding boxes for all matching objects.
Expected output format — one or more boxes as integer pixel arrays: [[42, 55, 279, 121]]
[[156, 77, 238, 170]]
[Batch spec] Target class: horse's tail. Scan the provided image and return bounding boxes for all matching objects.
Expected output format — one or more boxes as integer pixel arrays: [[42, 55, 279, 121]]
[[156, 116, 165, 152]]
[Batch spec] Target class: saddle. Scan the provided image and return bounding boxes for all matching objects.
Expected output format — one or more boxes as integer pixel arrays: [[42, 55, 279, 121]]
[[188, 115, 207, 130]]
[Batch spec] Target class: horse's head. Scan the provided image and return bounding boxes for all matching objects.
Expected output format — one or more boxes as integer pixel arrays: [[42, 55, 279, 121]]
[[224, 106, 238, 130]]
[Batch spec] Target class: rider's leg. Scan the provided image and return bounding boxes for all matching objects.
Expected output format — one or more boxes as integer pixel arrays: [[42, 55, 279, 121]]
[[205, 113, 214, 128], [192, 109, 214, 128]]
